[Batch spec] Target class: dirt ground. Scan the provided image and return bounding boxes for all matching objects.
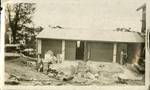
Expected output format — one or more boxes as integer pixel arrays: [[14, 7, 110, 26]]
[[5, 57, 145, 86]]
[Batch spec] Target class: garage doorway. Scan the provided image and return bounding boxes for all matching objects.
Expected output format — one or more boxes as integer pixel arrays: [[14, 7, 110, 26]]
[[76, 41, 84, 60]]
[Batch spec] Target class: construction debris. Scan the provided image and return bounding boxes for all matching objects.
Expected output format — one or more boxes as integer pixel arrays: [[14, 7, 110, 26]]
[[5, 73, 20, 85], [5, 57, 145, 85]]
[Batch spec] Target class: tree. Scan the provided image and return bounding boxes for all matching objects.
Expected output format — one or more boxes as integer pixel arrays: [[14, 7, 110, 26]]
[[6, 3, 36, 43]]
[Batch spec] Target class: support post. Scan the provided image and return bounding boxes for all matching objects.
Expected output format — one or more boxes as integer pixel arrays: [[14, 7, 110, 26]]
[[62, 40, 65, 60], [113, 43, 117, 63], [37, 39, 41, 54], [84, 41, 87, 61]]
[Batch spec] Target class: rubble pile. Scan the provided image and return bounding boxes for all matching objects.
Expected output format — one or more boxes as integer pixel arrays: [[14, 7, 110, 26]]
[[43, 50, 63, 64], [5, 57, 145, 85], [71, 61, 124, 85], [45, 61, 143, 85], [72, 61, 99, 85]]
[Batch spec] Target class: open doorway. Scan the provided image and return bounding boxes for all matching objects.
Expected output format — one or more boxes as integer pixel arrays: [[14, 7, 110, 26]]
[[76, 41, 84, 60]]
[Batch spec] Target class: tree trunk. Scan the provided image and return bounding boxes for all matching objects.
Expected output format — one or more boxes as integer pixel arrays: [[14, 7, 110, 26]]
[[12, 30, 16, 44], [11, 26, 17, 44]]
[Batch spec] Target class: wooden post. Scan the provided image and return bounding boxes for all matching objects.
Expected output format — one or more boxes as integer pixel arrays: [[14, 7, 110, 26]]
[[37, 39, 42, 68], [37, 39, 41, 54], [87, 46, 91, 60], [62, 40, 65, 60], [84, 41, 87, 61], [113, 43, 117, 63]]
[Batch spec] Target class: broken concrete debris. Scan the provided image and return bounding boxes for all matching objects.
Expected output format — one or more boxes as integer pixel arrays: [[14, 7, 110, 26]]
[[48, 61, 144, 85], [44, 50, 62, 64], [5, 74, 20, 85], [36, 50, 64, 74], [63, 76, 74, 82], [5, 79, 20, 85], [5, 73, 19, 85], [5, 57, 145, 85]]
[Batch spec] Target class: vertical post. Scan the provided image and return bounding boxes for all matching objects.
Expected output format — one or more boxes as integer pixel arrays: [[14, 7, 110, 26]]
[[37, 39, 41, 54], [84, 41, 87, 61], [113, 43, 117, 63], [62, 40, 65, 60], [87, 44, 91, 60]]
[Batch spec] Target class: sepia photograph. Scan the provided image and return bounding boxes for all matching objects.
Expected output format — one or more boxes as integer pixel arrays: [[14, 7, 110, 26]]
[[2, 0, 150, 87]]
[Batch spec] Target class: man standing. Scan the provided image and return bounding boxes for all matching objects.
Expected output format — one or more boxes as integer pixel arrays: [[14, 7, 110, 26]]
[[120, 49, 127, 65]]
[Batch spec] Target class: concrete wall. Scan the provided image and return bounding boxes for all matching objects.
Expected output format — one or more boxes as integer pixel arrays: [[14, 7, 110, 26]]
[[41, 39, 62, 58], [65, 40, 76, 60], [87, 42, 113, 62]]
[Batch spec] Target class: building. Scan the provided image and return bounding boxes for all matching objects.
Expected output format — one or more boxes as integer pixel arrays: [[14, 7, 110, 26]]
[[36, 27, 144, 64]]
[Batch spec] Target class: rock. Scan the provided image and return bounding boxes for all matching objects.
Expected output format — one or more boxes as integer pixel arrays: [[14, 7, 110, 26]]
[[5, 80, 20, 85], [47, 68, 58, 75], [52, 81, 64, 86], [63, 76, 74, 81], [76, 61, 88, 73], [73, 76, 87, 83], [9, 74, 21, 80], [61, 67, 73, 76], [117, 76, 128, 84], [33, 81, 43, 86], [56, 72, 64, 80], [86, 72, 96, 80], [70, 65, 76, 75], [5, 76, 20, 85], [94, 74, 99, 79], [118, 69, 143, 80], [42, 81, 51, 85], [88, 65, 98, 74], [48, 73, 55, 77], [87, 61, 98, 74]]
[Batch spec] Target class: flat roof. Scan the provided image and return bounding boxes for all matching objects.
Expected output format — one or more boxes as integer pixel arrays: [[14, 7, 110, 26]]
[[37, 28, 144, 43]]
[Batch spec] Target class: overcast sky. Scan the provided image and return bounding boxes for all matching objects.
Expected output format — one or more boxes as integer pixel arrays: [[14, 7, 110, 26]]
[[9, 0, 147, 32]]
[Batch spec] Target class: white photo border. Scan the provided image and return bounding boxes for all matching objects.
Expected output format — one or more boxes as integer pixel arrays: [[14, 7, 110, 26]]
[[1, 0, 150, 90]]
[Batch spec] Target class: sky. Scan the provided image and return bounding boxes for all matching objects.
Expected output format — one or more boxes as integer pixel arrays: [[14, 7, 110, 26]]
[[5, 0, 147, 32]]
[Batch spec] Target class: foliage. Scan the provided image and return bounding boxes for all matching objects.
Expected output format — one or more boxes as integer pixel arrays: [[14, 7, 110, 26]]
[[6, 3, 36, 43]]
